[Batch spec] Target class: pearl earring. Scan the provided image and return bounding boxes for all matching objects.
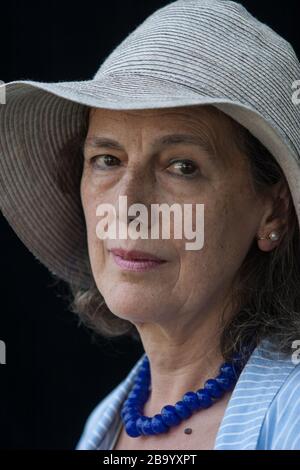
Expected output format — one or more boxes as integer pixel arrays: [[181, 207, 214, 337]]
[[257, 231, 280, 242]]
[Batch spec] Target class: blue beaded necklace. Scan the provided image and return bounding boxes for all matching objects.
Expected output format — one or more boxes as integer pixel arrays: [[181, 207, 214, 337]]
[[120, 352, 248, 437]]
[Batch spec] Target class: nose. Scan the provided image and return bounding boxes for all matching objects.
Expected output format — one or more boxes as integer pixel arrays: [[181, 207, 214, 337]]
[[116, 163, 154, 228]]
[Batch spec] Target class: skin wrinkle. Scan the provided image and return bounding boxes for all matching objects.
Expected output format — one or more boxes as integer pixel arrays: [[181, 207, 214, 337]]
[[80, 105, 289, 449], [87, 107, 225, 163], [84, 134, 217, 162]]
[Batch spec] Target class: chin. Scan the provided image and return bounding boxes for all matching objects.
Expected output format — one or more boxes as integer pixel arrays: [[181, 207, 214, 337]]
[[103, 294, 160, 324], [106, 302, 153, 323]]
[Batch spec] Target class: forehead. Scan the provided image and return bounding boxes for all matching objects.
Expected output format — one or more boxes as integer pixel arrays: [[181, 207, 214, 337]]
[[84, 106, 243, 169], [86, 106, 236, 153]]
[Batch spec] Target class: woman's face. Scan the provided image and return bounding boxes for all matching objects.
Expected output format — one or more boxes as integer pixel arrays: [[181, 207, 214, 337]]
[[80, 106, 266, 331]]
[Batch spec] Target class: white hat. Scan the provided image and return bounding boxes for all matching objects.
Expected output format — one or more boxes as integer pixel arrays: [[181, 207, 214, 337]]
[[0, 0, 299, 287]]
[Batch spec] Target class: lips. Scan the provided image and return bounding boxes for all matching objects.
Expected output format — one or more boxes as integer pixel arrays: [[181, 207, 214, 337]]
[[109, 248, 165, 262]]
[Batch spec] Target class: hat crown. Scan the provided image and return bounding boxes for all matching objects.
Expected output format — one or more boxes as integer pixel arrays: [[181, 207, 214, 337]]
[[95, 0, 298, 79], [93, 0, 300, 157]]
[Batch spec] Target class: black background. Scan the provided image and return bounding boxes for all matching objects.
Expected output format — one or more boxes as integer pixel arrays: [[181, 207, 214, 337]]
[[0, 0, 299, 449]]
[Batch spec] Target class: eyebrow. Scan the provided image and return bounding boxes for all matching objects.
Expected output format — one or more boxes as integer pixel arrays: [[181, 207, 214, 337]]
[[83, 133, 216, 158]]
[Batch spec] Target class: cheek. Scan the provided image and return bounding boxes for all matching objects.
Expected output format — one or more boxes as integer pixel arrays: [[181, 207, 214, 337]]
[[177, 187, 258, 287], [203, 187, 258, 271]]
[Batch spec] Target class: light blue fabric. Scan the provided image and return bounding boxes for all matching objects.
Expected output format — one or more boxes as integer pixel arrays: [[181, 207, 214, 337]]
[[76, 339, 300, 450]]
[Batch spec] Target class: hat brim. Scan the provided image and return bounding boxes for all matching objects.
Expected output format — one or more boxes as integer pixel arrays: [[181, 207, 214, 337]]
[[0, 76, 299, 287]]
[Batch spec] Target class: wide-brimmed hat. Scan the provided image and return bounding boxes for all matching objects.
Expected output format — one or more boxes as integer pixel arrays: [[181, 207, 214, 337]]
[[0, 0, 299, 288]]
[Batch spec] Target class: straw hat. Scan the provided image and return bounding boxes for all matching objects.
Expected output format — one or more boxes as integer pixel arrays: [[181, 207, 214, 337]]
[[0, 0, 299, 288]]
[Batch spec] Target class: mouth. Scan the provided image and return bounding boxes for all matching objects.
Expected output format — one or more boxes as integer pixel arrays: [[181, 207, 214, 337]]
[[109, 248, 167, 272]]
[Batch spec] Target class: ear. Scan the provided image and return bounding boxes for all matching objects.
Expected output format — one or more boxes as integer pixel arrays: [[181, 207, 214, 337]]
[[256, 179, 291, 252]]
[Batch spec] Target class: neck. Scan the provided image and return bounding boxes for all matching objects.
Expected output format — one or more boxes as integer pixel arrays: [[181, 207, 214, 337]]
[[134, 310, 227, 417]]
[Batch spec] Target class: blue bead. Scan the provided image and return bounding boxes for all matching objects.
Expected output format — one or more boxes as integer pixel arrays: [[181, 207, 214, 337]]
[[174, 400, 192, 419], [182, 391, 200, 411], [136, 416, 149, 435], [122, 411, 141, 424], [127, 390, 149, 404], [151, 414, 169, 434], [196, 389, 212, 408], [215, 374, 234, 391], [137, 371, 151, 383], [139, 363, 150, 374], [220, 363, 237, 379], [138, 372, 150, 381], [141, 417, 156, 435], [134, 375, 148, 385], [125, 419, 142, 438], [138, 361, 150, 370], [133, 379, 151, 393], [143, 358, 150, 368], [161, 405, 182, 426], [204, 379, 223, 398], [132, 384, 149, 394], [127, 391, 140, 400], [121, 406, 132, 419], [123, 398, 141, 408], [142, 370, 150, 378], [122, 404, 141, 417]]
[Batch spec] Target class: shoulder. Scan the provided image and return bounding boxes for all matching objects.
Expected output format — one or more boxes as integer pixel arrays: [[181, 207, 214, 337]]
[[75, 386, 120, 450], [215, 340, 300, 450], [76, 353, 145, 450], [258, 354, 300, 449]]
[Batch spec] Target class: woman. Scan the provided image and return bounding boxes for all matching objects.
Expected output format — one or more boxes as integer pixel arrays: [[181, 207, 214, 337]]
[[1, 0, 300, 450]]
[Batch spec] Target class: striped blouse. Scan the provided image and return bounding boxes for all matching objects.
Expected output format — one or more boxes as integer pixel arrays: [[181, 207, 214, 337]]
[[76, 339, 300, 450]]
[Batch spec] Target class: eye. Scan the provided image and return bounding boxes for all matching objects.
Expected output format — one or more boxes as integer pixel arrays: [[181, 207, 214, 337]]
[[168, 159, 200, 178], [90, 154, 121, 170]]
